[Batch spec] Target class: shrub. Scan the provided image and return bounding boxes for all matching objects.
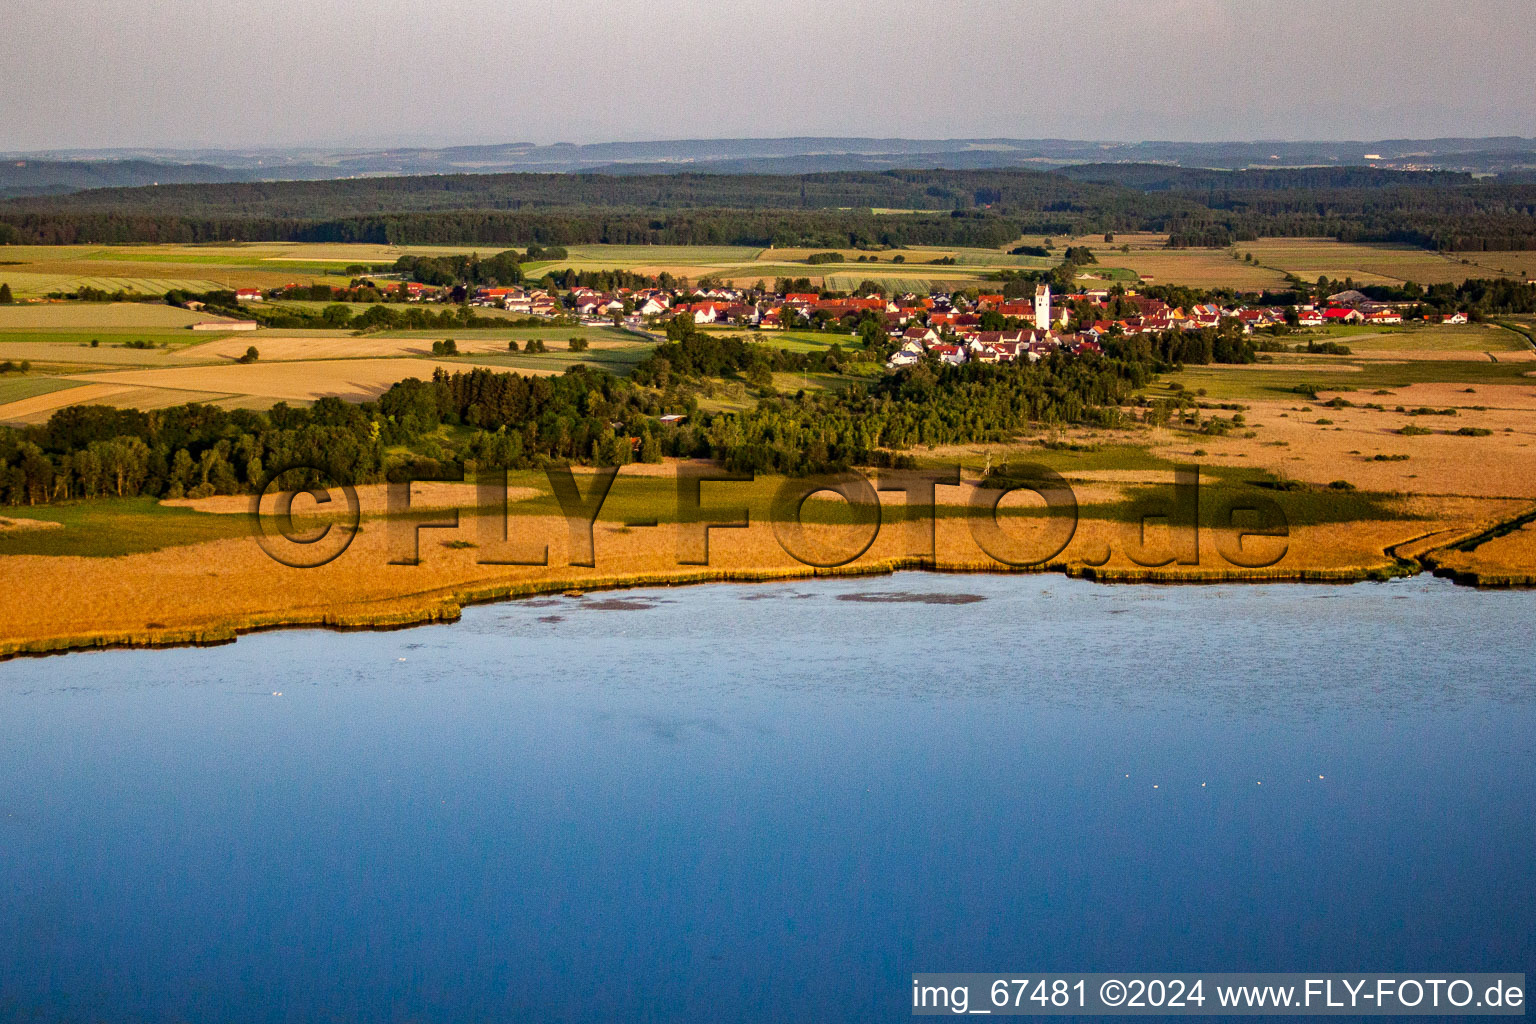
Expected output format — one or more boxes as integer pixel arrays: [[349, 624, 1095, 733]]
[[1399, 425, 1433, 436], [568, 336, 589, 352], [1455, 427, 1493, 437], [1327, 480, 1357, 491], [236, 346, 259, 364]]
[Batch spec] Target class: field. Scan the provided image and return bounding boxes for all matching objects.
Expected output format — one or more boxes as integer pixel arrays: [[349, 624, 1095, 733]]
[[3, 237, 1532, 303], [0, 376, 86, 405], [1309, 322, 1530, 354], [1157, 356, 1536, 401], [0, 303, 240, 330], [0, 316, 657, 422]]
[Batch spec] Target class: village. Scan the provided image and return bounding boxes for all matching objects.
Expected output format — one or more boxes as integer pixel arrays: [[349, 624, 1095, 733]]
[[222, 275, 1478, 372]]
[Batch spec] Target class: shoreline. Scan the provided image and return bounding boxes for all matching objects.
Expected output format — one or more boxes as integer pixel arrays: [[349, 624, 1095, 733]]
[[0, 548, 1523, 665]]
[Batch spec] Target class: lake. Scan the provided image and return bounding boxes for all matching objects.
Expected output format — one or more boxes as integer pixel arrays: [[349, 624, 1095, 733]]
[[0, 574, 1532, 1022]]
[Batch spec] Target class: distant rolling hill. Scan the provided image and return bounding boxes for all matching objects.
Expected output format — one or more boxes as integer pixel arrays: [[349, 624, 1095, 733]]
[[4, 137, 1534, 197], [0, 159, 260, 199]]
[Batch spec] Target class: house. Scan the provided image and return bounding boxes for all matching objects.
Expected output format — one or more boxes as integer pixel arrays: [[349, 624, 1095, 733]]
[[234, 288, 264, 302], [1296, 309, 1325, 327], [673, 302, 725, 324], [900, 326, 938, 345], [1440, 311, 1469, 324], [928, 342, 967, 366], [635, 296, 669, 317], [1323, 308, 1364, 323], [1365, 309, 1403, 325], [886, 350, 922, 369]]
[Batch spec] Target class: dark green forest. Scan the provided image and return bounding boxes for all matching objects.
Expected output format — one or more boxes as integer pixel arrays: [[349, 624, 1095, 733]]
[[2, 166, 1533, 250]]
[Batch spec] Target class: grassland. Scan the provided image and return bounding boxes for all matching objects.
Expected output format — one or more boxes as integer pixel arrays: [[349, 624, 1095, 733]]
[[0, 452, 1523, 659]]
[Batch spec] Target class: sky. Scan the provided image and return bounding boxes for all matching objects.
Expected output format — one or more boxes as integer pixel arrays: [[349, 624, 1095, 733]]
[[3, 0, 1533, 152]]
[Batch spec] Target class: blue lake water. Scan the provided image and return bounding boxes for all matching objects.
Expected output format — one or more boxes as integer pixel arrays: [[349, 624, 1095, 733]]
[[0, 574, 1532, 1022]]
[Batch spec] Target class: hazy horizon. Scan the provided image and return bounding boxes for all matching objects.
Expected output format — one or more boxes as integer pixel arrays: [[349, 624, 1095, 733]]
[[3, 0, 1534, 152]]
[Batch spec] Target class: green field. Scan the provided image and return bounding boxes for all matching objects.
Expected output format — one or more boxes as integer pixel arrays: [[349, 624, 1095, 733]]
[[0, 376, 88, 405], [0, 329, 211, 345], [1306, 323, 1527, 353], [1158, 359, 1535, 401], [0, 496, 256, 558], [701, 327, 862, 355]]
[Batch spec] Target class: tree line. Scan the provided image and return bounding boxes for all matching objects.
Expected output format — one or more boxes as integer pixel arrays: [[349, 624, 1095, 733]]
[[4, 165, 1535, 251], [0, 335, 1177, 506]]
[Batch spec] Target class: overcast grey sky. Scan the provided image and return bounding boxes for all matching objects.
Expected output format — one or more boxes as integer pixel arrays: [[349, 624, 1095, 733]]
[[3, 0, 1532, 151]]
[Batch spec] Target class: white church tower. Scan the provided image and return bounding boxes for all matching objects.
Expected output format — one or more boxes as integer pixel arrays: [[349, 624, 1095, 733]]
[[1034, 284, 1052, 331]]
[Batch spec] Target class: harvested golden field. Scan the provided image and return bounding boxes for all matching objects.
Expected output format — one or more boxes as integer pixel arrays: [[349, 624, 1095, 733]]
[[1246, 239, 1536, 286], [0, 382, 238, 424], [0, 342, 205, 367], [1047, 235, 1536, 290], [1095, 248, 1290, 290], [0, 303, 233, 330], [170, 334, 540, 362], [69, 357, 535, 403], [0, 383, 148, 422]]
